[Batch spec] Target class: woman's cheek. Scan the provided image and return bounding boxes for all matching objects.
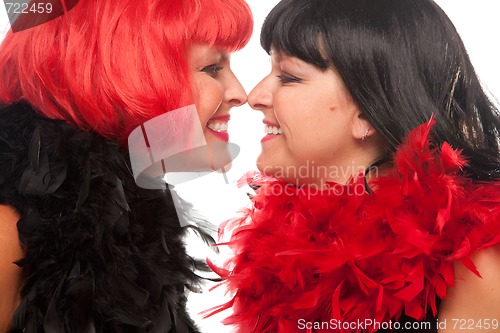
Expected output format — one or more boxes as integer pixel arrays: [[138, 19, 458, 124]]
[[193, 77, 223, 125]]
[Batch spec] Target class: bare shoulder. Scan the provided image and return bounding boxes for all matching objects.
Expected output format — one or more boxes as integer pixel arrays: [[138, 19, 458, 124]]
[[0, 205, 22, 256], [439, 246, 500, 332], [0, 205, 24, 332], [0, 204, 23, 268]]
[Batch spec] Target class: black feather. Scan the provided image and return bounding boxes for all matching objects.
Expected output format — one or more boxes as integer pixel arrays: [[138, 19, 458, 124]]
[[0, 103, 204, 332]]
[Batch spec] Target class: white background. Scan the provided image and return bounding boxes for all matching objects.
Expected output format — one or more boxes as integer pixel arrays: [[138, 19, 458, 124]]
[[1, 1, 499, 332]]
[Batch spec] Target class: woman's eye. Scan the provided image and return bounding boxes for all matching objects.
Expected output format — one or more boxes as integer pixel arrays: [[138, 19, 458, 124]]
[[202, 64, 224, 78], [277, 73, 302, 84]]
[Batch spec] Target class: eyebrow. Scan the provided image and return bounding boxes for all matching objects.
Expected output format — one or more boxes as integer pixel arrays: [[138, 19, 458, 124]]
[[199, 50, 223, 64], [280, 56, 307, 72]]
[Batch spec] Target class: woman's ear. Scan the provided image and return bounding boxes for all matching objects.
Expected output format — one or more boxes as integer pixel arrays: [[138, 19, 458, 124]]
[[351, 109, 376, 142]]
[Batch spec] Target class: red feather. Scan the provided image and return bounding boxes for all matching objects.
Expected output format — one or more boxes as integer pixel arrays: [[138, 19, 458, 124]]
[[209, 120, 500, 332]]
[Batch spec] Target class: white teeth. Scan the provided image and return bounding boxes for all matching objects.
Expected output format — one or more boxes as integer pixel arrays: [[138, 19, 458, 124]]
[[207, 122, 228, 132], [264, 125, 283, 135]]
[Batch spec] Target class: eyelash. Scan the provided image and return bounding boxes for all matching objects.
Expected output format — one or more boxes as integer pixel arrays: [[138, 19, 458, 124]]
[[202, 64, 224, 77], [277, 73, 302, 84]]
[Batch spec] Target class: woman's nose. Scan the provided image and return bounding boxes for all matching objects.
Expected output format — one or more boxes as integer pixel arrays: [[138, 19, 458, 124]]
[[248, 76, 273, 111], [224, 70, 247, 107]]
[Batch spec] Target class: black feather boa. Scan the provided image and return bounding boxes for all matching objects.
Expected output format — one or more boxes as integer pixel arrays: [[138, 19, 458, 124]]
[[0, 103, 201, 332]]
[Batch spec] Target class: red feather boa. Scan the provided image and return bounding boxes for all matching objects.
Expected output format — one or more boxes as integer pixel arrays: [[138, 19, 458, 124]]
[[208, 120, 500, 332]]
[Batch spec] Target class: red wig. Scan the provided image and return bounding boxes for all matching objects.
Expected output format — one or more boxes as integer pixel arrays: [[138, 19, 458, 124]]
[[0, 0, 253, 142]]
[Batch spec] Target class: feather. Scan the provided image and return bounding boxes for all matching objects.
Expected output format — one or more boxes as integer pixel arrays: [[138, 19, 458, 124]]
[[1, 103, 203, 332], [43, 277, 65, 332], [28, 127, 41, 172], [186, 224, 217, 251], [210, 119, 500, 333], [441, 142, 466, 171], [461, 257, 481, 278], [75, 167, 91, 211]]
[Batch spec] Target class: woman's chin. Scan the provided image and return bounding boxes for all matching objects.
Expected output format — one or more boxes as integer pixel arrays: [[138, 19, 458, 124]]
[[200, 131, 238, 171], [257, 156, 282, 179]]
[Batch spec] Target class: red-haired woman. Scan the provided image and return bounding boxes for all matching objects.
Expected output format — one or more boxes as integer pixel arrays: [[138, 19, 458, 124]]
[[0, 0, 252, 331]]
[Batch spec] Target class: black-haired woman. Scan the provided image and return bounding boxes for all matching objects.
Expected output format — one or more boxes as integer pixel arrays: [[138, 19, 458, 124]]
[[212, 0, 500, 332]]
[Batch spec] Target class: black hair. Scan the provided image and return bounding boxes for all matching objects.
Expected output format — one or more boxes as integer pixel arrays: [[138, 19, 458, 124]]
[[261, 0, 500, 180]]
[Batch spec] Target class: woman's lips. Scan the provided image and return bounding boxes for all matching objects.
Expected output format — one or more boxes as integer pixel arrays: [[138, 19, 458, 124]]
[[207, 128, 229, 141], [207, 115, 230, 142], [261, 121, 282, 142]]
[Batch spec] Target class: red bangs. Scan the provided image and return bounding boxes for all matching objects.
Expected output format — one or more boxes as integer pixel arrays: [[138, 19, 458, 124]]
[[0, 0, 253, 143], [190, 0, 253, 51]]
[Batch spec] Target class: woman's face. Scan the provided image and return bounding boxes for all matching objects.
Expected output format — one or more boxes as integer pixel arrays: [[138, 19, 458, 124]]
[[188, 42, 247, 144], [248, 50, 374, 186]]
